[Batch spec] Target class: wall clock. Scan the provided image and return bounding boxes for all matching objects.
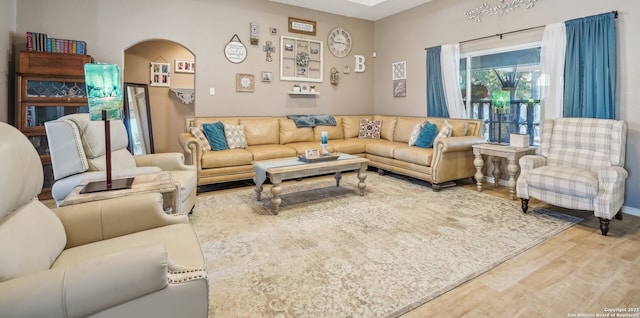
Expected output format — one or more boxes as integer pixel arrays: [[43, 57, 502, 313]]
[[225, 34, 247, 64], [328, 28, 352, 58]]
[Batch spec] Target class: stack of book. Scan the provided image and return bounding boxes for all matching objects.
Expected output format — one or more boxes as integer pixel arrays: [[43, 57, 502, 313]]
[[26, 32, 87, 55]]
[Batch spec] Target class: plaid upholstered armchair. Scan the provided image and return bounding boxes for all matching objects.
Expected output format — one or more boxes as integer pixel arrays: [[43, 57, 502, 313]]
[[517, 118, 628, 236]]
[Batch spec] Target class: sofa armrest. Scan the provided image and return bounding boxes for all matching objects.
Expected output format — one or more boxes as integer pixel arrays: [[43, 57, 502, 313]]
[[179, 132, 202, 169], [134, 152, 195, 171], [519, 155, 547, 173], [0, 245, 169, 318], [54, 192, 188, 248], [430, 136, 485, 184]]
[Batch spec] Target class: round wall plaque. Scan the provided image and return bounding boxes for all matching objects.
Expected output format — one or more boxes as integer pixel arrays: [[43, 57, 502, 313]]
[[224, 35, 247, 64]]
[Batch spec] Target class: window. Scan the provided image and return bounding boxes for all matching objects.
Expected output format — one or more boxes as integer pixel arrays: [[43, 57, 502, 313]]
[[460, 43, 541, 145]]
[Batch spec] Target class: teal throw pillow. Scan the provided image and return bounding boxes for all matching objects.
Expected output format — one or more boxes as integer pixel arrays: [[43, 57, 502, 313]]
[[202, 121, 229, 151], [415, 122, 438, 148]]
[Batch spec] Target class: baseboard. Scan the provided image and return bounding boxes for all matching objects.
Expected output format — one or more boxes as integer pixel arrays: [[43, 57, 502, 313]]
[[485, 177, 640, 217], [623, 206, 640, 217]]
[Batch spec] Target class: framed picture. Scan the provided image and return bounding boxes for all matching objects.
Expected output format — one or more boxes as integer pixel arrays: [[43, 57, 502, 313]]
[[175, 59, 195, 73], [300, 83, 309, 92], [261, 71, 272, 82], [392, 61, 407, 80], [280, 36, 323, 82], [288, 17, 316, 36], [393, 79, 406, 97], [304, 148, 319, 159], [150, 62, 170, 87], [270, 27, 278, 36], [236, 73, 255, 92]]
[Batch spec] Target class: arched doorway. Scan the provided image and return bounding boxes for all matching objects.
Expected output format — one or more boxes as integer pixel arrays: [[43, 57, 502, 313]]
[[124, 39, 195, 153]]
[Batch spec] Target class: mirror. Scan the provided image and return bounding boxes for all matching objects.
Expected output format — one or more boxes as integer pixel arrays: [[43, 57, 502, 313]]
[[123, 82, 154, 154]]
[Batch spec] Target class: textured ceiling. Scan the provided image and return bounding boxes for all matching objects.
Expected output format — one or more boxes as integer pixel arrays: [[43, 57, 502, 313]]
[[269, 0, 433, 21]]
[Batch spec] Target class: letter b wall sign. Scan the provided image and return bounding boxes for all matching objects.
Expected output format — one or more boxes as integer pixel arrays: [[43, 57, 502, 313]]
[[354, 55, 366, 73]]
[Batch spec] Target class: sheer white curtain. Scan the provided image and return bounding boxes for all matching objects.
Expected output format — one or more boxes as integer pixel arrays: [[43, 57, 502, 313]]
[[540, 22, 566, 119], [440, 44, 467, 118]]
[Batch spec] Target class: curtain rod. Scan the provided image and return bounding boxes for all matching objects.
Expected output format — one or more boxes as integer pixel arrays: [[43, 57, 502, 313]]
[[425, 10, 618, 50]]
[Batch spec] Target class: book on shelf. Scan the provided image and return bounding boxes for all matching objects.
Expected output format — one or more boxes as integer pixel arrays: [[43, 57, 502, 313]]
[[26, 31, 88, 55]]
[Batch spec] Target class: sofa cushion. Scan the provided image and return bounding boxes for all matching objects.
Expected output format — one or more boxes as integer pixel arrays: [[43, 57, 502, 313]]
[[202, 122, 228, 151], [313, 117, 344, 141], [430, 119, 468, 137], [0, 200, 66, 282], [342, 116, 370, 138], [247, 144, 297, 161], [279, 119, 314, 144], [201, 148, 253, 168], [65, 114, 129, 159], [88, 148, 138, 172], [374, 115, 398, 141], [394, 145, 434, 166], [394, 117, 428, 143], [330, 139, 367, 154], [415, 122, 438, 148], [223, 124, 248, 149], [190, 127, 211, 152], [240, 118, 279, 146], [525, 165, 598, 198], [365, 140, 396, 158], [358, 118, 382, 139]]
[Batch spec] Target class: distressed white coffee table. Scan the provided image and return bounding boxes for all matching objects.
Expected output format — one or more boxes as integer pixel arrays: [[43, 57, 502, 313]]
[[253, 154, 369, 214]]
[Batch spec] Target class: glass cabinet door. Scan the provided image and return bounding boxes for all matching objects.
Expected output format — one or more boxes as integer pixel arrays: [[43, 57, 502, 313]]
[[24, 78, 87, 99], [25, 104, 89, 128]]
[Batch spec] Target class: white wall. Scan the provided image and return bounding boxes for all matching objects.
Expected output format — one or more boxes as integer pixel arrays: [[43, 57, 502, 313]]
[[374, 0, 640, 210], [15, 0, 375, 119], [1, 0, 17, 123]]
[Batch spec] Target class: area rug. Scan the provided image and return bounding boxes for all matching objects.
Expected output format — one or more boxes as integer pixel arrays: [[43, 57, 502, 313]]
[[190, 172, 581, 318]]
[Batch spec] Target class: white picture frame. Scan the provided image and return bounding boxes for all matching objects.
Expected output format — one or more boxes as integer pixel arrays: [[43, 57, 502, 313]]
[[305, 148, 319, 159], [150, 62, 170, 87], [261, 71, 272, 82], [175, 59, 195, 73], [300, 83, 309, 92], [280, 36, 323, 82]]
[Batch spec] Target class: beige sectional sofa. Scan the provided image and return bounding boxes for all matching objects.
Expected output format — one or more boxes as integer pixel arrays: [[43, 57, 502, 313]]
[[178, 115, 484, 191]]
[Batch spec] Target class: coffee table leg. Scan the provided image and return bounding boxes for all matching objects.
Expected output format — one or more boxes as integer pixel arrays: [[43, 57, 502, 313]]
[[335, 171, 342, 187], [253, 177, 262, 201], [270, 176, 282, 215], [357, 165, 367, 196]]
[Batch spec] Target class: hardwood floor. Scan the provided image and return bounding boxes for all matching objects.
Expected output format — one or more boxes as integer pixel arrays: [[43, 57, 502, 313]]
[[403, 180, 640, 318]]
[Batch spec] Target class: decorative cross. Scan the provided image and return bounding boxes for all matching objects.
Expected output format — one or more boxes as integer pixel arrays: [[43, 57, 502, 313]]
[[263, 41, 275, 62]]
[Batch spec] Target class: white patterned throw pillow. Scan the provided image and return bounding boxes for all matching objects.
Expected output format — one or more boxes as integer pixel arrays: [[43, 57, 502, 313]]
[[190, 126, 211, 152], [435, 120, 453, 139], [223, 124, 248, 149], [408, 122, 426, 146]]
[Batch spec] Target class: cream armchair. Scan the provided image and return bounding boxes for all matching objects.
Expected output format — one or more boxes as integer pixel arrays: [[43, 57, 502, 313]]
[[0, 122, 208, 317], [517, 118, 628, 236], [45, 113, 197, 214]]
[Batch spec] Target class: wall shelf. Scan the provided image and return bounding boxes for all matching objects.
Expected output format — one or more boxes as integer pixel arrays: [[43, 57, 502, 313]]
[[170, 88, 195, 104], [288, 91, 320, 96]]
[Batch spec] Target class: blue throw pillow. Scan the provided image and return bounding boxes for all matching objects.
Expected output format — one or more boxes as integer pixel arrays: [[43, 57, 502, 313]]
[[202, 121, 229, 151], [415, 122, 438, 148]]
